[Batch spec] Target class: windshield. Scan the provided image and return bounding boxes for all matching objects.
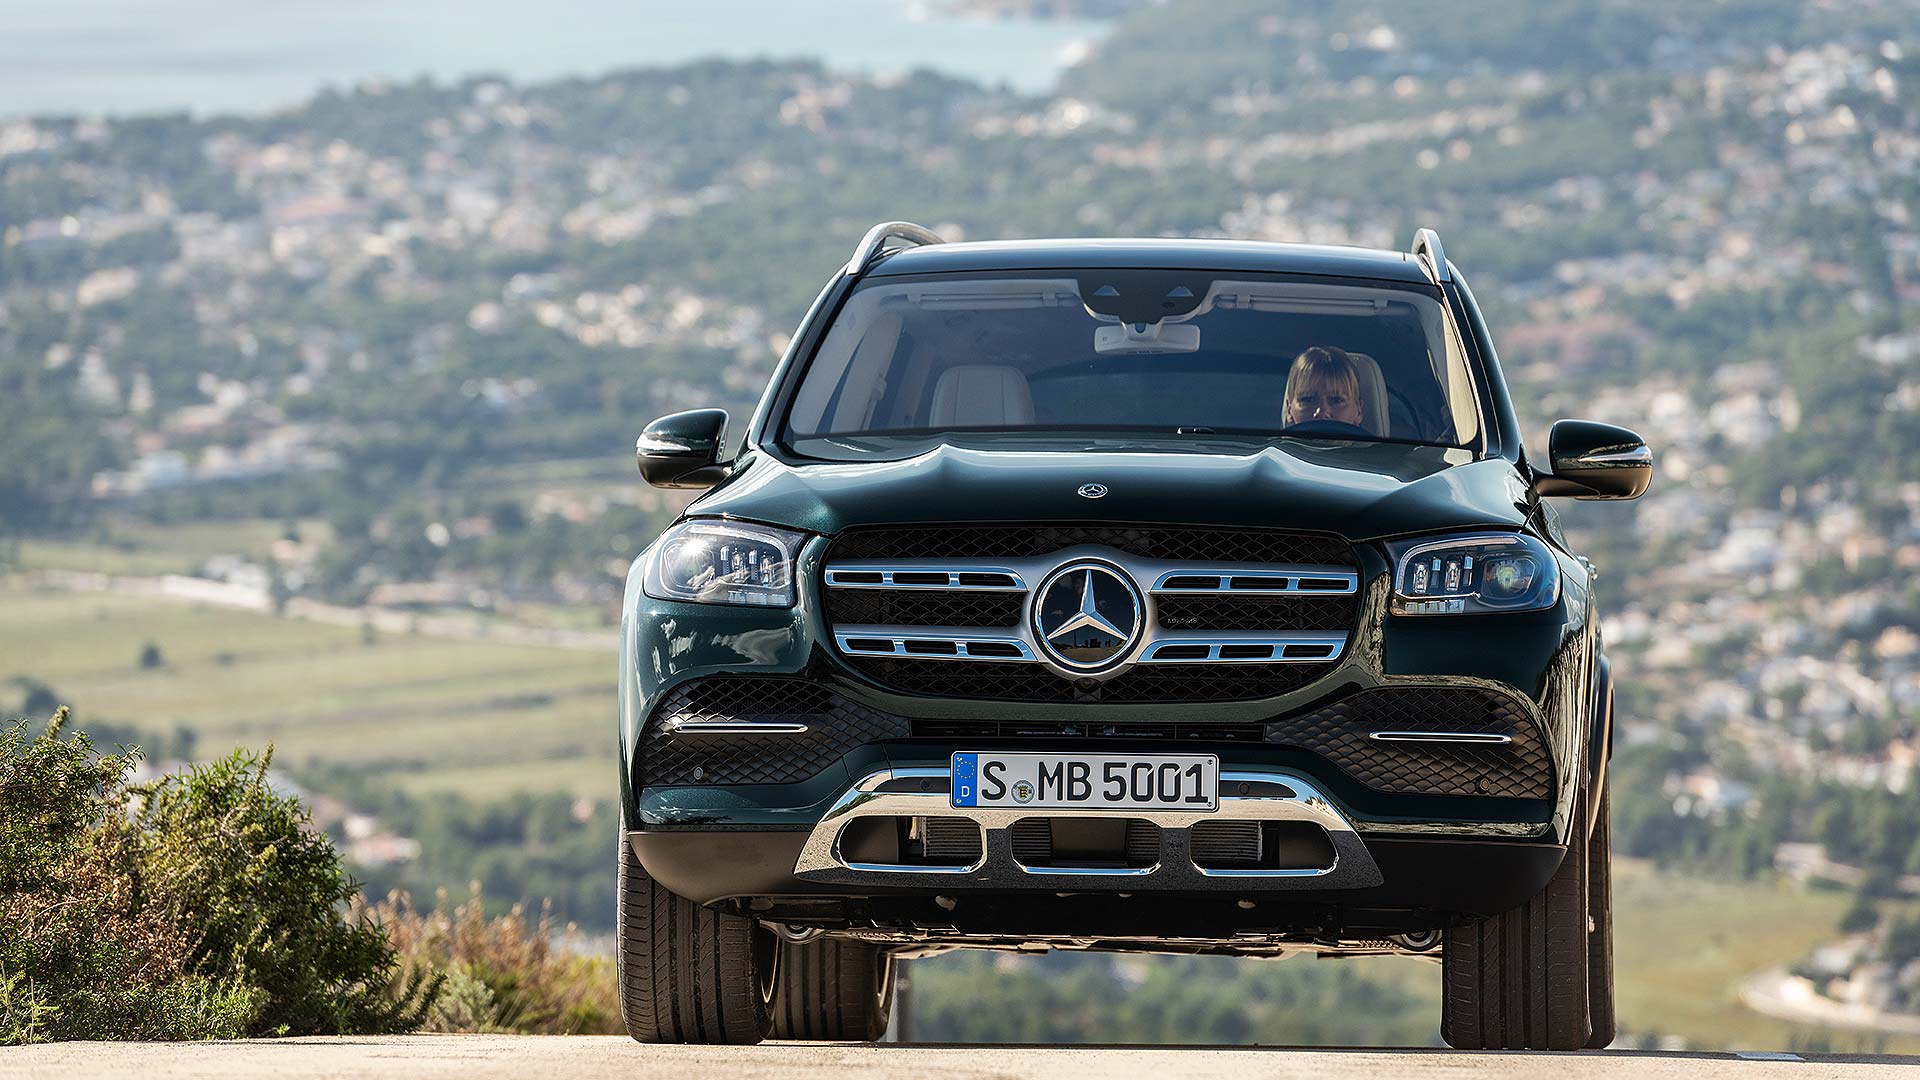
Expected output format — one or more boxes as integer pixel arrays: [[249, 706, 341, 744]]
[[778, 269, 1482, 454]]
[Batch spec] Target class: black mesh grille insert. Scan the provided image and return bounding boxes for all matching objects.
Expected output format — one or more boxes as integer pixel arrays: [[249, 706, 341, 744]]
[[827, 524, 1356, 566], [1155, 595, 1357, 632], [1264, 687, 1552, 799], [637, 678, 909, 787], [846, 657, 1329, 703], [641, 680, 1549, 799], [911, 719, 1265, 741], [825, 589, 1025, 628]]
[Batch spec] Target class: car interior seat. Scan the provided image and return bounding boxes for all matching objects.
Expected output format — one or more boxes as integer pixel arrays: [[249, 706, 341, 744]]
[[1343, 351, 1391, 436], [929, 364, 1035, 427]]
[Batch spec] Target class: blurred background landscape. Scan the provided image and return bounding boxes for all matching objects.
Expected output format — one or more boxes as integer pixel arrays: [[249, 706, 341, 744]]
[[5, 0, 1920, 1051]]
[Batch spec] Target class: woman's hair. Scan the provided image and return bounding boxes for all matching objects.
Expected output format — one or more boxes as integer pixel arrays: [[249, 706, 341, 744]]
[[1284, 346, 1362, 423]]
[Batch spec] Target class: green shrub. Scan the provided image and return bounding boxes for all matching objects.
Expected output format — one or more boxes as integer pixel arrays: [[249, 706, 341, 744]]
[[0, 708, 439, 1043]]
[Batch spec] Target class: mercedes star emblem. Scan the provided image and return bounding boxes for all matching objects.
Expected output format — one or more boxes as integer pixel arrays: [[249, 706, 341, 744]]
[[1077, 483, 1108, 499], [1031, 561, 1143, 672]]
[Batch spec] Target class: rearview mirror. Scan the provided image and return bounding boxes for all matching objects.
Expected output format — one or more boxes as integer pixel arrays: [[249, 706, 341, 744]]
[[1534, 419, 1652, 500], [636, 408, 731, 489], [1093, 319, 1201, 355]]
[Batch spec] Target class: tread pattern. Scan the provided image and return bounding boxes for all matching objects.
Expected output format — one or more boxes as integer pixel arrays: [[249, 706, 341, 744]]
[[1586, 784, 1616, 1048], [1441, 787, 1592, 1050], [616, 838, 772, 1044], [771, 938, 894, 1042]]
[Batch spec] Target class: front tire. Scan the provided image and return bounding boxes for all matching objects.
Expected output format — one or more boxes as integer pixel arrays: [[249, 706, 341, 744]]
[[771, 937, 896, 1041], [1585, 783, 1616, 1048], [1441, 786, 1593, 1050], [615, 836, 777, 1044]]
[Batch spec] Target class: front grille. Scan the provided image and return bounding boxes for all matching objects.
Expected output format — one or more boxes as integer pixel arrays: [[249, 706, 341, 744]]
[[826, 589, 1024, 628], [827, 524, 1354, 565], [1264, 687, 1552, 799], [637, 678, 909, 787], [823, 523, 1359, 703]]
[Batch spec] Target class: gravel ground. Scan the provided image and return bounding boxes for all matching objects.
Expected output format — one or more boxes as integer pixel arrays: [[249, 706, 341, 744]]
[[3, 1036, 1915, 1080]]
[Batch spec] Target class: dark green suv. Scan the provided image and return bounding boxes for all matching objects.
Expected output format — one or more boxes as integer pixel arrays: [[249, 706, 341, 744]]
[[616, 223, 1651, 1049]]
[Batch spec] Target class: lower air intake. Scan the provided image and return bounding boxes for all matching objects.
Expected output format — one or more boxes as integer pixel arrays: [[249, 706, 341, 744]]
[[1008, 818, 1159, 869]]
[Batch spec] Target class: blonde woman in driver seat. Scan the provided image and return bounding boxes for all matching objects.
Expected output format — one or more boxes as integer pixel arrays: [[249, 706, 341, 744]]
[[1282, 345, 1369, 431]]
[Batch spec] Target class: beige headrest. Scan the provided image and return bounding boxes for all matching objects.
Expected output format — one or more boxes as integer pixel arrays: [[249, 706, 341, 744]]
[[1344, 351, 1390, 436], [929, 365, 1035, 427]]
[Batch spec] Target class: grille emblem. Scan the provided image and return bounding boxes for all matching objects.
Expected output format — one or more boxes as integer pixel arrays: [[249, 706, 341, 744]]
[[1032, 561, 1143, 672], [1077, 483, 1108, 499]]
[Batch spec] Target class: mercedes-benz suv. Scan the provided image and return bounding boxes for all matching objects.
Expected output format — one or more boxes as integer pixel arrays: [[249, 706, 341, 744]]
[[616, 223, 1652, 1049]]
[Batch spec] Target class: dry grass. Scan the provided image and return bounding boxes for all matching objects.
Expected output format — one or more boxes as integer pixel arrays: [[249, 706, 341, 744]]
[[361, 887, 619, 1035]]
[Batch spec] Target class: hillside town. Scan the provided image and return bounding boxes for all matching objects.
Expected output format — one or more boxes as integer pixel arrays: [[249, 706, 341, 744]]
[[5, 0, 1920, 1034]]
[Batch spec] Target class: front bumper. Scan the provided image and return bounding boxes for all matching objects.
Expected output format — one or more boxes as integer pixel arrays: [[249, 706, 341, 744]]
[[791, 765, 1381, 891], [618, 532, 1596, 934]]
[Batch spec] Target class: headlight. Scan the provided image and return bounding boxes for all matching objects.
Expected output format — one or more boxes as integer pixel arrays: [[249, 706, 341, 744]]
[[643, 520, 806, 607], [1386, 532, 1560, 616]]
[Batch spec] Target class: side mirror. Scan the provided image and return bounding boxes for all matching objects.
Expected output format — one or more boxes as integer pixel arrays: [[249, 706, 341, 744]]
[[1535, 419, 1652, 500], [636, 408, 731, 489]]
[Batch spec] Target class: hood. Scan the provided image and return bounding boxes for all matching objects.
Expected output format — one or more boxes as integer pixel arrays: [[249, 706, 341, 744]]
[[689, 438, 1533, 543]]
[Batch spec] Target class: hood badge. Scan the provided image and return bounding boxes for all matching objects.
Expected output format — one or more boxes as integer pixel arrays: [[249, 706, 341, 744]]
[[1032, 561, 1143, 673], [1077, 483, 1108, 499]]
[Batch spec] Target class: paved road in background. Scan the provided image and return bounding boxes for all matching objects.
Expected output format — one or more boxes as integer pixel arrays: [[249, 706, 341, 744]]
[[4, 1036, 1913, 1079]]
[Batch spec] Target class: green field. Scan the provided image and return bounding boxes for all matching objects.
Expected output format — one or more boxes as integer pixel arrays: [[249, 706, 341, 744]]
[[11, 517, 335, 577], [0, 581, 610, 799]]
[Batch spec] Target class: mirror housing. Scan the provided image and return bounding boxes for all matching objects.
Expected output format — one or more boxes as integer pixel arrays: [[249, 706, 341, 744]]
[[636, 408, 732, 489], [1535, 419, 1652, 500]]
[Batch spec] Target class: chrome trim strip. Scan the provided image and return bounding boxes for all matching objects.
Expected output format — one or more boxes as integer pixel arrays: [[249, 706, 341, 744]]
[[1019, 862, 1159, 877], [1368, 731, 1513, 745], [1148, 567, 1359, 595], [832, 628, 1038, 662], [1565, 445, 1653, 468], [824, 564, 1028, 590], [635, 433, 698, 454], [792, 766, 1382, 890], [845, 859, 980, 874], [667, 721, 810, 735]]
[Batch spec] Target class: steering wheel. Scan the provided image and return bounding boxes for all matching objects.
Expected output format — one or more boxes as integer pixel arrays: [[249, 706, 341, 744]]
[[1281, 418, 1371, 437]]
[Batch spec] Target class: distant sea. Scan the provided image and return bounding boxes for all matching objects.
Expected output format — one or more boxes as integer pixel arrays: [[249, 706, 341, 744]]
[[0, 0, 1107, 119]]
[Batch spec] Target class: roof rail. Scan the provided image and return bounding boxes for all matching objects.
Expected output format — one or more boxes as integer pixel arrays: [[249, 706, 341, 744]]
[[1411, 227, 1450, 284], [846, 221, 946, 276]]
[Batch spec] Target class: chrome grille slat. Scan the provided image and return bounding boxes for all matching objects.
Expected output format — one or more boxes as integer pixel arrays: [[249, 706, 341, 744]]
[[825, 564, 1028, 591], [835, 624, 1346, 666], [833, 628, 1037, 661], [1148, 567, 1359, 595]]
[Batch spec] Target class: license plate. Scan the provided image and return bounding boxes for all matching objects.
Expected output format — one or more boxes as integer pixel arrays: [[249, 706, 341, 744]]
[[950, 752, 1218, 811]]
